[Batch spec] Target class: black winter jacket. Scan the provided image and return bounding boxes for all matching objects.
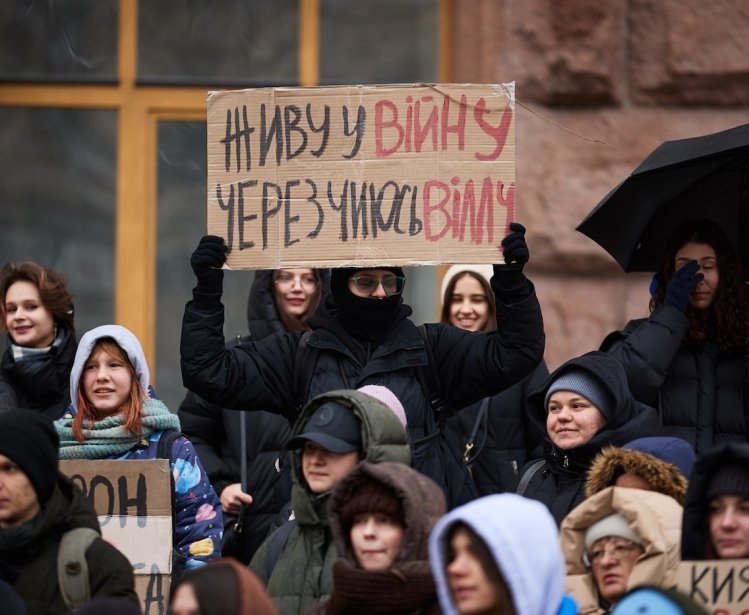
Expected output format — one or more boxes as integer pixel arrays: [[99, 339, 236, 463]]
[[517, 351, 662, 525], [681, 442, 749, 559], [0, 325, 77, 419], [178, 270, 298, 562], [0, 473, 137, 615], [445, 361, 548, 495], [181, 269, 544, 510], [602, 304, 749, 454]]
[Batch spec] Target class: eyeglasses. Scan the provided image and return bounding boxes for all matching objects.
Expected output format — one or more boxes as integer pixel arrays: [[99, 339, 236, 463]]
[[583, 537, 641, 567], [275, 273, 318, 291], [349, 274, 406, 297]]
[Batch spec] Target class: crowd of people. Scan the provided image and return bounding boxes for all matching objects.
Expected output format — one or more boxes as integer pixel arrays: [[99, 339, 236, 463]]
[[0, 216, 747, 615]]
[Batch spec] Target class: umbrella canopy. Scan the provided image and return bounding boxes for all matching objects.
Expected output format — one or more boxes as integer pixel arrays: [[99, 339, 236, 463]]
[[576, 123, 749, 275]]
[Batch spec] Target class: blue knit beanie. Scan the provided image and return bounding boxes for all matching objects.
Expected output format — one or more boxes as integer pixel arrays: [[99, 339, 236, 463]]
[[544, 370, 614, 421]]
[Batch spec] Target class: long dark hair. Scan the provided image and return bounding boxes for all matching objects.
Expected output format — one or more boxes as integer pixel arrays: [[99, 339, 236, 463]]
[[0, 261, 74, 333], [651, 219, 747, 351], [170, 562, 240, 615], [440, 271, 497, 332]]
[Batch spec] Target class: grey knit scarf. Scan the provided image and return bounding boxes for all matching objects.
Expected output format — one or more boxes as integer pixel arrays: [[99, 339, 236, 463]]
[[55, 397, 180, 460]]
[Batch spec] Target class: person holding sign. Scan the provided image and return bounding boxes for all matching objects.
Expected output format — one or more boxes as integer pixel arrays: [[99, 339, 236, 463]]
[[0, 410, 138, 614], [55, 324, 223, 579], [180, 223, 545, 509], [681, 442, 749, 560]]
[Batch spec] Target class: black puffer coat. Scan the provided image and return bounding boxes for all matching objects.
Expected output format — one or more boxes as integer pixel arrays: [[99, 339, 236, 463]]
[[0, 473, 137, 615], [681, 442, 749, 559], [0, 325, 77, 418], [181, 269, 544, 510], [178, 269, 318, 562], [517, 351, 662, 525], [602, 304, 749, 454], [445, 361, 548, 495]]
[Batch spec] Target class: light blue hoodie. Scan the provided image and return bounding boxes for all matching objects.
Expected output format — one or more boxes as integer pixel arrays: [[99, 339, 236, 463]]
[[429, 493, 577, 615]]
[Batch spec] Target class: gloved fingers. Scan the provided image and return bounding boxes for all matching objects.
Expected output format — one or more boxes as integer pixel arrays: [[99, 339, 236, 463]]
[[672, 260, 703, 288], [508, 222, 526, 235]]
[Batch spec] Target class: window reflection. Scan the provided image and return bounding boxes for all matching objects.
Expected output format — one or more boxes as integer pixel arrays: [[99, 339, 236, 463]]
[[0, 1, 118, 82], [0, 107, 116, 334], [139, 0, 299, 86]]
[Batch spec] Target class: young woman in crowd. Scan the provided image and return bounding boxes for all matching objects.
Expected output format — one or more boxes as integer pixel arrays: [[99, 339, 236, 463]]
[[602, 219, 749, 454], [179, 267, 328, 563], [516, 351, 661, 525], [681, 442, 749, 560], [561, 487, 683, 614], [309, 461, 446, 615], [55, 324, 223, 579], [429, 493, 578, 615], [440, 265, 548, 494], [0, 261, 77, 417], [170, 557, 278, 615]]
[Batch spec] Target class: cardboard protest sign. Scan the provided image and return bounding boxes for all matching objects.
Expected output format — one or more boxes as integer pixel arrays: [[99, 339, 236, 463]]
[[677, 560, 749, 614], [61, 460, 172, 615], [207, 82, 516, 269]]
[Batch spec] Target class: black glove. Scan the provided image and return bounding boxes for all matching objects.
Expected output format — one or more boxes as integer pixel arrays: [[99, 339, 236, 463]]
[[191, 235, 228, 300], [492, 222, 531, 303], [664, 260, 703, 313], [501, 222, 529, 267]]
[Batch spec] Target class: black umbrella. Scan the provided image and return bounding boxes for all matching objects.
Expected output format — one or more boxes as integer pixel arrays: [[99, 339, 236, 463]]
[[576, 123, 749, 275]]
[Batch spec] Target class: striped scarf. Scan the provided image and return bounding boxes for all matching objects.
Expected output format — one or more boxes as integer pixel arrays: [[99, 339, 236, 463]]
[[55, 397, 180, 460]]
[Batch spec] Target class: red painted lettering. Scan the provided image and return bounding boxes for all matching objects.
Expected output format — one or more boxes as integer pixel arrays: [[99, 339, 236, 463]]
[[375, 100, 403, 157], [441, 94, 467, 152], [423, 180, 451, 241], [474, 101, 513, 161]]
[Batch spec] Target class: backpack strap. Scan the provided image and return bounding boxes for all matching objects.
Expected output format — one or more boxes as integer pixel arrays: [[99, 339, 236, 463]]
[[463, 397, 490, 465], [293, 331, 318, 414], [57, 527, 99, 610], [415, 324, 448, 422], [264, 517, 297, 580], [516, 459, 546, 496], [157, 428, 182, 460]]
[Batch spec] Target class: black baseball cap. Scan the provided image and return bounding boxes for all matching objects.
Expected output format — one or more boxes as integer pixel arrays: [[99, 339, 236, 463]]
[[286, 401, 362, 454]]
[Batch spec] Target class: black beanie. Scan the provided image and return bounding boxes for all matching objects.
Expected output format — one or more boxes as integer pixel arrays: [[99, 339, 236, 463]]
[[0, 411, 59, 503], [706, 463, 749, 501], [338, 479, 404, 531], [330, 267, 405, 341]]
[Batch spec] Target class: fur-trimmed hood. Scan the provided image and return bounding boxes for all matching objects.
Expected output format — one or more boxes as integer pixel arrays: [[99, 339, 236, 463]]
[[560, 487, 683, 615], [585, 438, 693, 505]]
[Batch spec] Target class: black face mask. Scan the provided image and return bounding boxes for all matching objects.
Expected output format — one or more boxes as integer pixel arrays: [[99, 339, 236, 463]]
[[330, 268, 405, 341]]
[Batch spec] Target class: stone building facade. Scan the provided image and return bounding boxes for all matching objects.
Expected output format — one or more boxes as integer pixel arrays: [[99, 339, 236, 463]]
[[452, 0, 749, 369]]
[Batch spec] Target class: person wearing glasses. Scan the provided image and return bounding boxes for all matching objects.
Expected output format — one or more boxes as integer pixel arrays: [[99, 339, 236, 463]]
[[178, 267, 328, 563], [560, 486, 683, 614], [180, 223, 544, 510]]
